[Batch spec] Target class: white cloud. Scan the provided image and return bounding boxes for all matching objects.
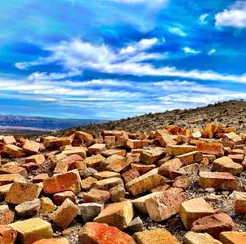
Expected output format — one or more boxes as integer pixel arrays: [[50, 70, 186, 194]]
[[16, 38, 246, 84], [168, 27, 186, 36], [215, 1, 246, 28], [208, 49, 216, 55], [183, 47, 201, 54], [199, 13, 209, 24]]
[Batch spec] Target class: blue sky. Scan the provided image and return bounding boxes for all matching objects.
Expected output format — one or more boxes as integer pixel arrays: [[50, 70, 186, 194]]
[[0, 0, 246, 119]]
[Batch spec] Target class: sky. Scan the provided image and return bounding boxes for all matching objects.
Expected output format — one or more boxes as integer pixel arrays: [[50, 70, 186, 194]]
[[0, 0, 246, 119]]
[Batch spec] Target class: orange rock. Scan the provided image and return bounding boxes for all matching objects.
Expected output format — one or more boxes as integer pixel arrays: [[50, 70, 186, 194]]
[[84, 154, 105, 168], [234, 191, 246, 213], [158, 158, 183, 177], [140, 148, 165, 165], [88, 144, 106, 155], [125, 139, 148, 149], [103, 155, 130, 173], [177, 151, 203, 166], [0, 225, 17, 244], [43, 170, 81, 194], [53, 191, 77, 205], [197, 142, 224, 156], [199, 172, 238, 190], [78, 222, 136, 244], [122, 168, 140, 184]]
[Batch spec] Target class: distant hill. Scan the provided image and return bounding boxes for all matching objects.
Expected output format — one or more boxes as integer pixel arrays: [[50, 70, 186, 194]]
[[0, 115, 107, 133], [58, 100, 246, 135]]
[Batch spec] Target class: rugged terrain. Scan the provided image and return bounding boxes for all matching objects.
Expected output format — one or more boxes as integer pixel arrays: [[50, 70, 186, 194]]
[[0, 120, 246, 244], [62, 100, 246, 135]]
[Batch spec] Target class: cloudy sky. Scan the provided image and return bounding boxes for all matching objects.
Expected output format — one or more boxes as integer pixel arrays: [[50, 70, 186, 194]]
[[0, 0, 246, 119]]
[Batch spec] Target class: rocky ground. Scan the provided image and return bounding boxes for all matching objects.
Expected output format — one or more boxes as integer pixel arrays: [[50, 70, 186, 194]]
[[0, 121, 246, 243], [57, 100, 246, 136]]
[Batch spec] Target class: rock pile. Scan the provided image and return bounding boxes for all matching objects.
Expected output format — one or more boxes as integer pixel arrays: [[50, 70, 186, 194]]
[[0, 124, 246, 243]]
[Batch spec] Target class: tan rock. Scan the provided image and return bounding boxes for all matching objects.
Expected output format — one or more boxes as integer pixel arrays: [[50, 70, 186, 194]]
[[88, 143, 106, 155], [228, 154, 244, 164], [25, 154, 45, 165], [146, 187, 186, 222], [125, 139, 148, 149], [75, 131, 94, 142], [184, 231, 222, 244], [179, 197, 215, 229], [234, 191, 246, 213], [126, 168, 166, 196], [84, 154, 105, 168], [109, 184, 126, 202], [15, 199, 41, 217], [5, 182, 40, 204], [78, 222, 136, 244], [103, 155, 130, 173], [33, 173, 49, 183], [40, 197, 57, 213], [102, 149, 126, 157], [155, 129, 177, 147], [132, 192, 160, 214], [191, 213, 235, 239], [3, 144, 23, 158], [177, 151, 203, 166], [173, 176, 191, 190], [0, 205, 15, 225], [93, 177, 123, 190], [81, 176, 97, 191], [22, 140, 40, 154], [199, 172, 238, 190], [94, 200, 134, 230], [158, 158, 183, 177], [220, 231, 246, 244], [212, 156, 243, 175], [84, 188, 110, 203], [43, 170, 81, 194], [33, 238, 69, 244], [0, 225, 17, 244], [94, 171, 120, 180], [2, 135, 16, 144], [166, 144, 197, 156], [131, 163, 156, 174], [223, 132, 243, 144], [10, 217, 53, 244], [140, 148, 165, 165], [53, 191, 77, 205], [122, 168, 140, 183], [51, 198, 78, 229], [133, 229, 179, 244]]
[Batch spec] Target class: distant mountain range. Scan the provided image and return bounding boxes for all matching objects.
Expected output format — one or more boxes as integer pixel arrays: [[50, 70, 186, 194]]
[[0, 115, 108, 132]]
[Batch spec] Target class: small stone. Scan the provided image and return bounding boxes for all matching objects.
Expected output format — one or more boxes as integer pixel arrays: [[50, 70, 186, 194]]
[[40, 197, 57, 213], [0, 225, 17, 244], [126, 217, 143, 233], [0, 205, 15, 224], [133, 229, 179, 244], [179, 197, 215, 229], [78, 222, 136, 244], [53, 191, 77, 205], [94, 200, 134, 230], [10, 217, 53, 244], [5, 182, 40, 204], [51, 198, 79, 229], [79, 203, 104, 222], [15, 199, 40, 217]]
